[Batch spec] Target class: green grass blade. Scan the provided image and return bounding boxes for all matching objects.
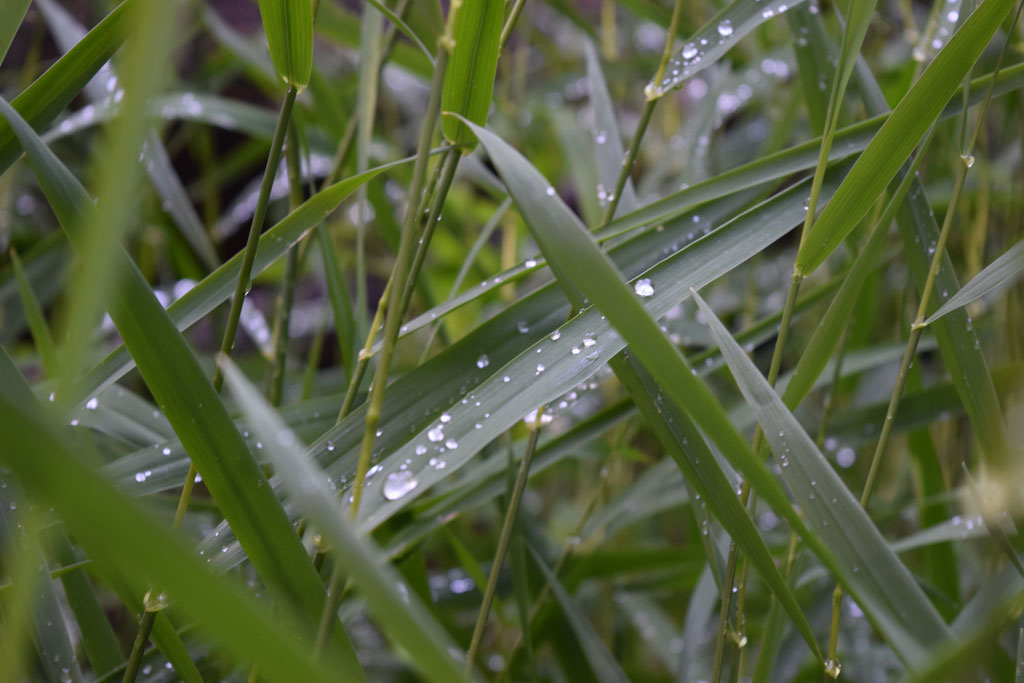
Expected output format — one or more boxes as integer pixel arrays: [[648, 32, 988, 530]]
[[651, 0, 807, 96], [219, 358, 469, 683], [0, 0, 30, 64], [8, 248, 58, 377], [0, 1, 130, 174], [0, 352, 339, 683], [257, 0, 313, 90], [923, 237, 1024, 325], [583, 39, 639, 215], [692, 290, 952, 668], [528, 544, 630, 683], [795, 0, 1017, 274], [440, 0, 503, 149], [0, 95, 366, 680]]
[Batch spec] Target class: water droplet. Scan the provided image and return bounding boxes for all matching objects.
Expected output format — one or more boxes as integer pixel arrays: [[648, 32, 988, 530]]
[[960, 153, 975, 168], [535, 363, 545, 375], [440, 412, 452, 424], [550, 329, 561, 341], [825, 657, 842, 679], [571, 346, 581, 355], [545, 186, 556, 197], [582, 333, 597, 347], [444, 438, 458, 450], [717, 19, 734, 36], [525, 258, 537, 268], [517, 320, 530, 334], [836, 446, 856, 468], [476, 354, 490, 369], [415, 444, 427, 456], [162, 446, 172, 456], [86, 397, 98, 410], [682, 43, 698, 59], [383, 470, 418, 500], [428, 426, 445, 442], [946, 9, 959, 21], [634, 278, 655, 297]]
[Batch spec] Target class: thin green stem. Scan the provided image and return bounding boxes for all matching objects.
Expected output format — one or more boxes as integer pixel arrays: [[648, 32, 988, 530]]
[[499, 0, 529, 51], [267, 127, 305, 406], [464, 411, 546, 677], [602, 98, 656, 225], [399, 148, 460, 324], [348, 42, 450, 521]]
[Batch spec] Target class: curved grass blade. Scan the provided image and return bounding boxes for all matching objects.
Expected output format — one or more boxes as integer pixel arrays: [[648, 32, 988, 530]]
[[0, 354, 340, 683], [692, 290, 952, 668], [440, 0, 503, 149], [220, 359, 470, 683], [0, 0, 131, 174], [0, 95, 366, 679], [923, 237, 1024, 325], [795, 0, 1018, 274], [650, 0, 807, 96], [528, 544, 630, 683], [257, 0, 313, 90]]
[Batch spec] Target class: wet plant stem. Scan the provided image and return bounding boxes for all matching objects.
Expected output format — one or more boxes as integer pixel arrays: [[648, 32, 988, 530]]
[[120, 85, 298, 683], [464, 411, 546, 677], [314, 24, 455, 653]]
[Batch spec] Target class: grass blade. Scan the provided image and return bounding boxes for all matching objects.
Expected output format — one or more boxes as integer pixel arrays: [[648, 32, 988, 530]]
[[528, 544, 630, 683], [651, 0, 808, 96], [257, 0, 313, 90], [692, 289, 952, 668], [0, 0, 30, 64], [220, 358, 469, 683], [440, 0, 503, 150], [8, 248, 58, 377], [923, 237, 1024, 325], [0, 351, 339, 683], [795, 0, 1017, 274], [0, 95, 366, 678], [0, 1, 130, 174]]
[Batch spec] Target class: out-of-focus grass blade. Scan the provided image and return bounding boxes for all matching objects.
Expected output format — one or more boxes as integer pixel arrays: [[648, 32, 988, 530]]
[[1017, 629, 1024, 683], [315, 2, 432, 78], [613, 590, 681, 674], [0, 1, 130, 174], [583, 39, 639, 216], [0, 503, 42, 681], [367, 0, 434, 61], [650, 0, 807, 96], [219, 358, 469, 683], [0, 96, 366, 679], [257, 0, 313, 90], [69, 157, 409, 406], [0, 482, 85, 683], [795, 0, 1017, 274], [528, 544, 630, 683], [0, 236, 67, 344], [34, 0, 220, 271], [440, 0, 503, 149], [923, 238, 1024, 325], [9, 248, 58, 377], [0, 0, 30, 64], [692, 290, 952, 668], [0, 353, 340, 683]]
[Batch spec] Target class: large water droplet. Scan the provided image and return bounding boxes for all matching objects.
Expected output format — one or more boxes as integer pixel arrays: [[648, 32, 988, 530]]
[[476, 354, 490, 369], [682, 43, 698, 59], [428, 426, 445, 442], [634, 278, 655, 297], [383, 470, 418, 500], [717, 19, 734, 36]]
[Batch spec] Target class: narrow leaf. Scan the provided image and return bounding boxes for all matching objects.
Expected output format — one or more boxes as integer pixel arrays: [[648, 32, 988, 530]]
[[440, 0, 504, 149], [923, 238, 1024, 325], [257, 0, 314, 89]]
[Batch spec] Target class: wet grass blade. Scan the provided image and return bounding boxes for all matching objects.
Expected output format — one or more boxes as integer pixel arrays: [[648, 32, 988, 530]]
[[0, 1, 131, 174], [0, 95, 366, 679], [0, 351, 339, 683], [795, 0, 1017, 274], [220, 358, 469, 683], [650, 0, 808, 96], [923, 237, 1024, 325], [257, 0, 313, 90], [693, 290, 952, 668]]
